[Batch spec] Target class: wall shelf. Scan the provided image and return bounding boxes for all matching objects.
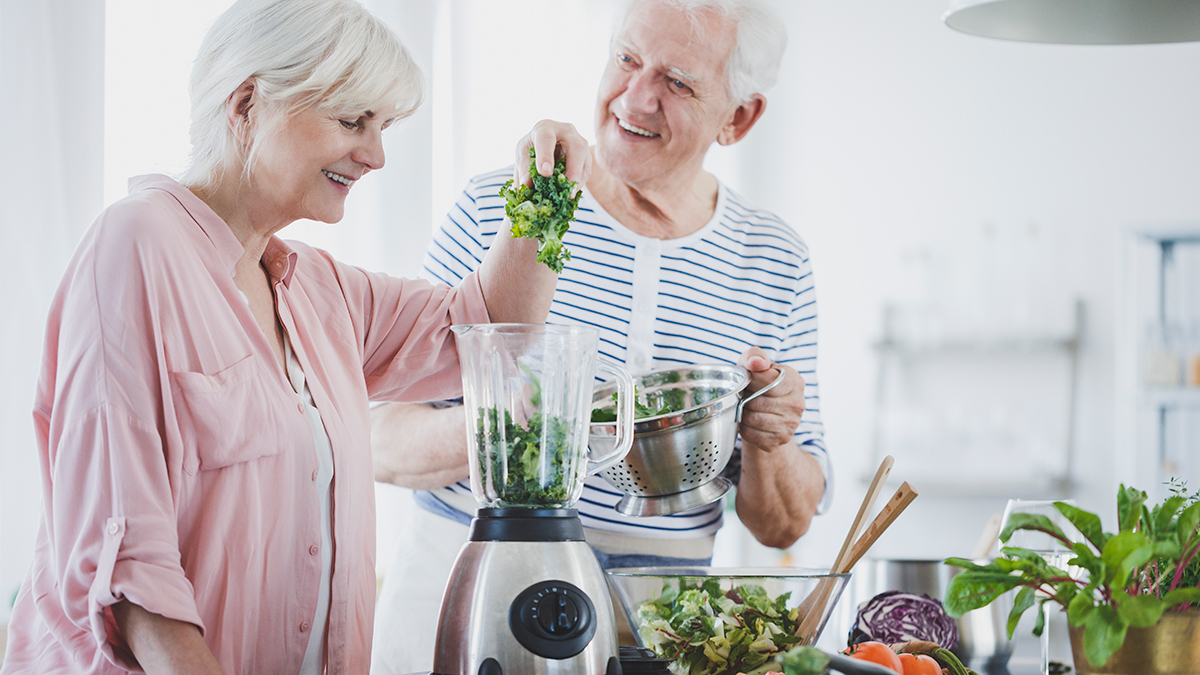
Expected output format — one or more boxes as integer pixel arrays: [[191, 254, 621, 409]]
[[865, 300, 1085, 497], [1116, 225, 1200, 502], [874, 336, 1078, 357], [1137, 387, 1200, 409]]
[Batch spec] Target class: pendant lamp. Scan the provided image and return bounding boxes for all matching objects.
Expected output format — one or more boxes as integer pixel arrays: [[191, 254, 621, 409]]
[[944, 0, 1200, 44]]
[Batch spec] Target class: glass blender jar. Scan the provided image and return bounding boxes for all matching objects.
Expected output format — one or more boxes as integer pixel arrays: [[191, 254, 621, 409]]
[[455, 323, 634, 508], [433, 324, 635, 675]]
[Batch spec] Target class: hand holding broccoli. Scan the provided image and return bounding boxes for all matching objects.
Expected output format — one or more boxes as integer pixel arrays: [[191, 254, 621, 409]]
[[500, 147, 582, 274]]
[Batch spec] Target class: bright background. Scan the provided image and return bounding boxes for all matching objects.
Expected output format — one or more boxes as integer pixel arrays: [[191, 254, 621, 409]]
[[3, 1, 1200, 658]]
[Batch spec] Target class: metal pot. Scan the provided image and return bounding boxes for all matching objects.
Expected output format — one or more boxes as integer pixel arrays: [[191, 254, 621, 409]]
[[832, 559, 1013, 673]]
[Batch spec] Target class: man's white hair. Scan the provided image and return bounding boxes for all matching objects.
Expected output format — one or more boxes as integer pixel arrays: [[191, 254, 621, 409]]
[[180, 0, 423, 190], [620, 0, 787, 104]]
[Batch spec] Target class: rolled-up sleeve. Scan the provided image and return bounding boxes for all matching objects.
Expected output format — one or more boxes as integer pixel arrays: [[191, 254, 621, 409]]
[[29, 202, 206, 665], [56, 406, 204, 649]]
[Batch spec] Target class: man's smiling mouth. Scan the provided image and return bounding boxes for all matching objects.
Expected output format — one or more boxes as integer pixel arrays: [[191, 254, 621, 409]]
[[323, 170, 355, 187], [618, 118, 660, 138]]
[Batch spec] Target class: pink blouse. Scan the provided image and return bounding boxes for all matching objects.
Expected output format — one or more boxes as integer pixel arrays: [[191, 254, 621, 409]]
[[1, 175, 489, 674]]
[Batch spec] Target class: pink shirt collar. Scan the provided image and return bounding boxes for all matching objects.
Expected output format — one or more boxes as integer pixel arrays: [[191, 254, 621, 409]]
[[128, 174, 299, 288]]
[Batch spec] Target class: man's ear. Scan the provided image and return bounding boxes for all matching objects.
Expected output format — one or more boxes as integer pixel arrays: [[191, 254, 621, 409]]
[[716, 94, 766, 146], [225, 78, 257, 147]]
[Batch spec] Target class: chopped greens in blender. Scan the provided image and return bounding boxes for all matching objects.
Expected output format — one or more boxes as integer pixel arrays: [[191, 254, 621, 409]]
[[476, 373, 579, 506]]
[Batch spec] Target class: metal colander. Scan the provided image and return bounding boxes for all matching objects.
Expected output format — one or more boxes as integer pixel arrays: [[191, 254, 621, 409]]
[[589, 364, 783, 517]]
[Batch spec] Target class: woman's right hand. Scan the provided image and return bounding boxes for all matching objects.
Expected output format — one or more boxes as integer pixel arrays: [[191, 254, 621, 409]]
[[513, 119, 592, 189]]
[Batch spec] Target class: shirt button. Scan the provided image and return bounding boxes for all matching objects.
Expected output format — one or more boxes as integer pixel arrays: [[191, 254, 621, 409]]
[[312, 470, 319, 481], [107, 522, 120, 535], [309, 544, 319, 556], [297, 403, 304, 414], [299, 621, 310, 632]]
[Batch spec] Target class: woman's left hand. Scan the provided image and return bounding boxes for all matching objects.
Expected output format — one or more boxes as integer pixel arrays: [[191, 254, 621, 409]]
[[514, 120, 592, 188]]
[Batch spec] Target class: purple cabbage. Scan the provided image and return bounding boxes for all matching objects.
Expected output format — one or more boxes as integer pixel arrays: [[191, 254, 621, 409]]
[[849, 590, 959, 650]]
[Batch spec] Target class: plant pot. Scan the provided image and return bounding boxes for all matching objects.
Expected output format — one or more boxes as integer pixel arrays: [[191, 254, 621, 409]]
[[1068, 609, 1200, 675]]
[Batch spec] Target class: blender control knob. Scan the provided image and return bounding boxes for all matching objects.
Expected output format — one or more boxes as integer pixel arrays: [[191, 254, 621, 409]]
[[536, 589, 579, 634], [509, 580, 598, 659]]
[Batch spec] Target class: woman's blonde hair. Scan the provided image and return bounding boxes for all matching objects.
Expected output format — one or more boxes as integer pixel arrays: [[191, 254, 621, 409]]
[[180, 0, 423, 189]]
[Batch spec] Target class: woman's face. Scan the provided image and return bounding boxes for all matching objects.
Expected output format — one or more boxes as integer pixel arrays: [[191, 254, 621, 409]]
[[252, 104, 399, 225]]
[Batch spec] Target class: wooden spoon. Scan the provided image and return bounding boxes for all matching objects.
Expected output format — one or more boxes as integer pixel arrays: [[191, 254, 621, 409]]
[[832, 456, 894, 574], [839, 482, 919, 572], [795, 480, 920, 642], [794, 456, 894, 641], [970, 512, 1004, 561]]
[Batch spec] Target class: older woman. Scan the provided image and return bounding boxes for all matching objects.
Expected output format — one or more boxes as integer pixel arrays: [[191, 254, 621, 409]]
[[0, 1, 587, 673]]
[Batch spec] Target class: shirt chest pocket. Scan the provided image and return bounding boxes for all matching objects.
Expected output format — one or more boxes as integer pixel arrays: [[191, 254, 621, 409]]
[[170, 355, 297, 474]]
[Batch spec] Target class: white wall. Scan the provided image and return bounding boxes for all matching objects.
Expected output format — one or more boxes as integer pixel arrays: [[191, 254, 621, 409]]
[[733, 0, 1200, 569]]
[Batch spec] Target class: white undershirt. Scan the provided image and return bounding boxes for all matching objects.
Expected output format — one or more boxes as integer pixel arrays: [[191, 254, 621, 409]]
[[283, 325, 335, 674], [237, 289, 333, 674]]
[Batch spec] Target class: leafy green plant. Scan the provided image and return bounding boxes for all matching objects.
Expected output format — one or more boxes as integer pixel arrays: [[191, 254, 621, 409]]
[[944, 482, 1200, 668], [499, 147, 582, 274]]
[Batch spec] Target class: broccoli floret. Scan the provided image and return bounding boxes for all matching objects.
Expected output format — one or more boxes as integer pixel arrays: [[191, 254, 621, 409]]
[[499, 147, 582, 274]]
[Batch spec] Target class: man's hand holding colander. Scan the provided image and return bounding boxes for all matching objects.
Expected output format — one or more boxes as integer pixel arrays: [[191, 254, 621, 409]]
[[736, 347, 807, 451], [731, 347, 827, 549]]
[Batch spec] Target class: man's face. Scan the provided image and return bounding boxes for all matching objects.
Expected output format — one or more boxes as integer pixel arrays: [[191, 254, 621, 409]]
[[593, 0, 740, 190]]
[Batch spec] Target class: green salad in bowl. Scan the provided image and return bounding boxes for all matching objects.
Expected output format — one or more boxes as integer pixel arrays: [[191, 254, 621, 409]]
[[606, 567, 851, 675]]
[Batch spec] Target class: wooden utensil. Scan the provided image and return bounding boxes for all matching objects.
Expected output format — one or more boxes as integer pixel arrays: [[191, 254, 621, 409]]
[[839, 481, 919, 572], [971, 512, 1004, 561], [831, 456, 893, 574], [794, 456, 894, 641], [795, 480, 920, 642]]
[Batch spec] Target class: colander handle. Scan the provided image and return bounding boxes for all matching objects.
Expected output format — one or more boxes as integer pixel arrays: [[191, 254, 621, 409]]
[[734, 368, 787, 423], [586, 359, 636, 476]]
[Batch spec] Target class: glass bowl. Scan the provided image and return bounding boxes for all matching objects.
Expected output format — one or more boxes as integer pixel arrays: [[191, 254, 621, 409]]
[[606, 567, 851, 674]]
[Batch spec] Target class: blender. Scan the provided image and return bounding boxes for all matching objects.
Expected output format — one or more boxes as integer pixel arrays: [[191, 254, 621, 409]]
[[432, 324, 635, 675]]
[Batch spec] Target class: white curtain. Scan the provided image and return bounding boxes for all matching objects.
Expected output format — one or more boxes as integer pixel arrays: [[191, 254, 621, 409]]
[[0, 0, 105, 623]]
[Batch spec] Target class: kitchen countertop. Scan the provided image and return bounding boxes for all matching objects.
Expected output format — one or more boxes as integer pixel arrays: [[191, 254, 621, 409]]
[[400, 627, 1065, 675]]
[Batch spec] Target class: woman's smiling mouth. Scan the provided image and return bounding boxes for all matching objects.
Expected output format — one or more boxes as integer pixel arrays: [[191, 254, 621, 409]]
[[323, 169, 355, 187]]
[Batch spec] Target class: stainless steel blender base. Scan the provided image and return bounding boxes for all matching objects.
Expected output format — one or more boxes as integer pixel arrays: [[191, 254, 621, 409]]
[[613, 476, 733, 517], [433, 510, 621, 675]]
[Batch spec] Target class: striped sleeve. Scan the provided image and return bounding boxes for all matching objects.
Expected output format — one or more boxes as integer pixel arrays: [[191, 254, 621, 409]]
[[420, 168, 509, 286]]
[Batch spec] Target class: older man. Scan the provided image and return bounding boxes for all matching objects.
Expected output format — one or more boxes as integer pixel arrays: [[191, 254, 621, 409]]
[[370, 0, 829, 671]]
